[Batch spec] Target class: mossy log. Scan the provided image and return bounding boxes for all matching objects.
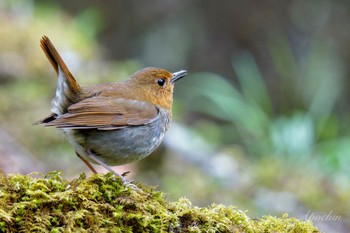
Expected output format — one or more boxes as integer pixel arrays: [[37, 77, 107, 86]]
[[0, 171, 318, 232]]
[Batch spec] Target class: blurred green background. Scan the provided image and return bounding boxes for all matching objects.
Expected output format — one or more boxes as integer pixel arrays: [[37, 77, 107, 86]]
[[1, 0, 349, 232]]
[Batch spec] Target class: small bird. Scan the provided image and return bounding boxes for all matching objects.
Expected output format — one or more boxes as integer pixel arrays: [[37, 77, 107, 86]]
[[36, 36, 187, 182]]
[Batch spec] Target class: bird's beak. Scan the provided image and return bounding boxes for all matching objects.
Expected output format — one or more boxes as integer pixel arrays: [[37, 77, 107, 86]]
[[171, 70, 187, 83]]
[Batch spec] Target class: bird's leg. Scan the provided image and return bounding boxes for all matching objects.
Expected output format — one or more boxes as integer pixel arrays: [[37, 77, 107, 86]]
[[85, 150, 140, 190], [85, 149, 128, 184], [76, 151, 98, 174]]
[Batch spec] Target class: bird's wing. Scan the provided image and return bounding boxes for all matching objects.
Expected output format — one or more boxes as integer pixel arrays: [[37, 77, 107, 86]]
[[43, 97, 159, 130]]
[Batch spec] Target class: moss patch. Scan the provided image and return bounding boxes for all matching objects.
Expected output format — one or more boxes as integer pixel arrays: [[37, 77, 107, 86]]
[[0, 171, 318, 232]]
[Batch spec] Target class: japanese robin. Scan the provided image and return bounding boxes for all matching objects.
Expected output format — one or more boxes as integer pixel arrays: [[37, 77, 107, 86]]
[[36, 36, 187, 182]]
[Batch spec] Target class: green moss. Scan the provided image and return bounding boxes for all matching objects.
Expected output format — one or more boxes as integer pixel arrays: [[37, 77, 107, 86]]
[[0, 171, 319, 232]]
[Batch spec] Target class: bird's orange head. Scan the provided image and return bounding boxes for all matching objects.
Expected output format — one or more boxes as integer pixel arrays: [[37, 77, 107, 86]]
[[127, 67, 187, 110]]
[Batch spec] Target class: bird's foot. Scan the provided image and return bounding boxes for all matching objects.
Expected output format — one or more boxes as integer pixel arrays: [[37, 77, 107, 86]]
[[85, 150, 141, 191]]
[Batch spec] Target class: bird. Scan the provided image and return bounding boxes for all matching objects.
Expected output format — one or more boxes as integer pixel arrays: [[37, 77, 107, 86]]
[[35, 36, 187, 183]]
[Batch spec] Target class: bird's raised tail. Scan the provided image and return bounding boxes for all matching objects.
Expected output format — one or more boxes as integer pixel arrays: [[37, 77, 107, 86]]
[[40, 36, 81, 115]]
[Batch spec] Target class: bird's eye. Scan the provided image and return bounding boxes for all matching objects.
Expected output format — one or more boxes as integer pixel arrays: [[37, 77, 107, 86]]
[[157, 78, 166, 86]]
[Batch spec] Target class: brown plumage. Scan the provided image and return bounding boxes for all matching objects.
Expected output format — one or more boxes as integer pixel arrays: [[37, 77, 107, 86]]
[[44, 97, 159, 130], [36, 36, 187, 182]]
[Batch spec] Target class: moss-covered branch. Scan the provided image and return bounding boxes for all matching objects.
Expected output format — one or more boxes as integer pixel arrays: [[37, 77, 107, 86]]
[[0, 171, 318, 232]]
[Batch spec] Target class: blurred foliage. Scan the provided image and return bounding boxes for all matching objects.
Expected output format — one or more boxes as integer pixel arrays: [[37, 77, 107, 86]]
[[1, 0, 350, 232]]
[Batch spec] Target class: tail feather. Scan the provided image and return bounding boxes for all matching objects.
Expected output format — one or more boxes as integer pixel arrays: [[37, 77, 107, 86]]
[[40, 36, 81, 115]]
